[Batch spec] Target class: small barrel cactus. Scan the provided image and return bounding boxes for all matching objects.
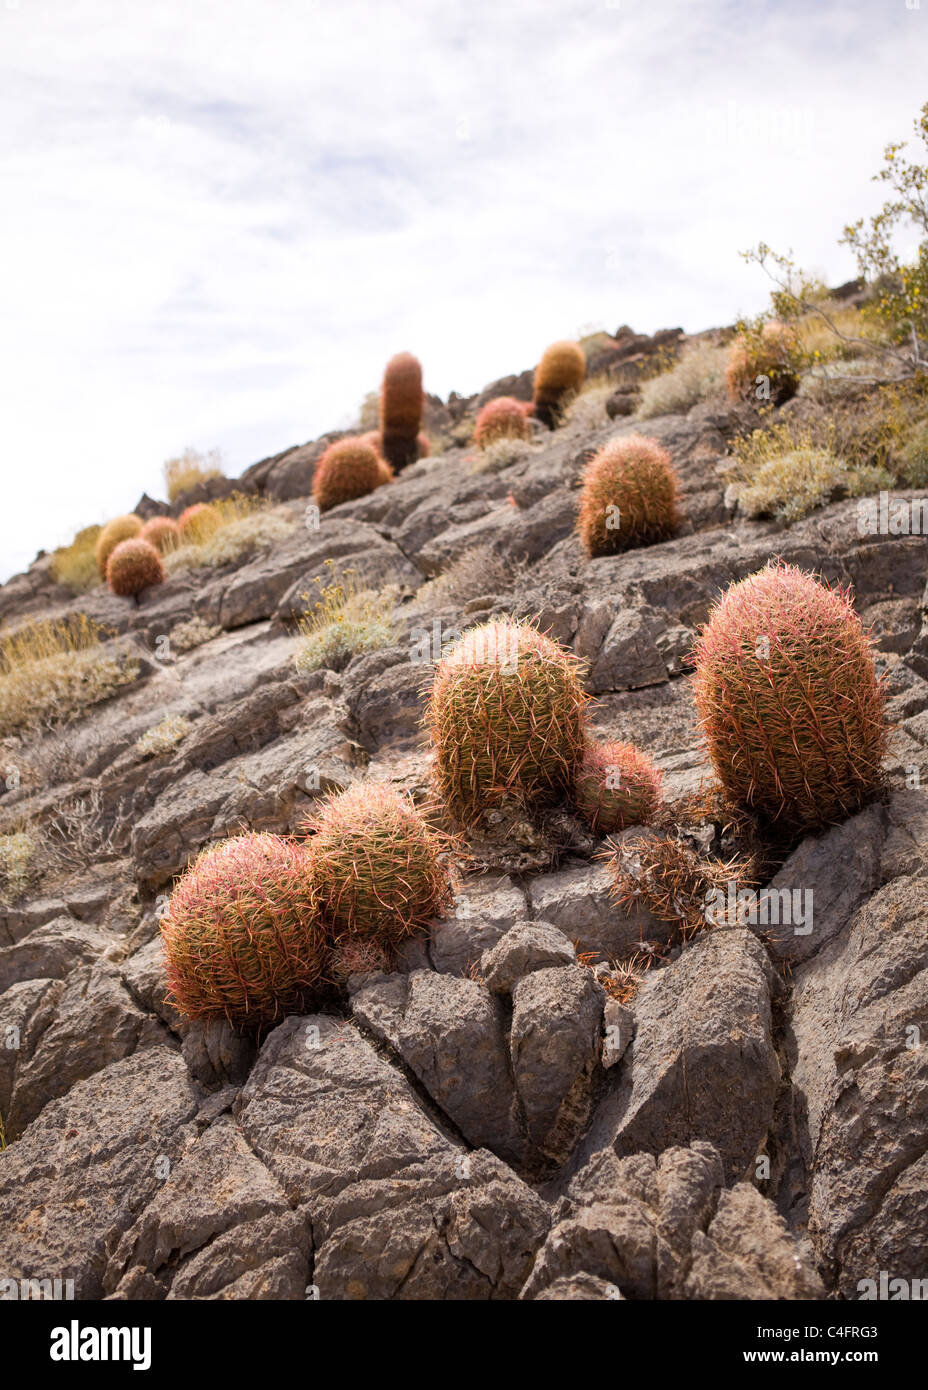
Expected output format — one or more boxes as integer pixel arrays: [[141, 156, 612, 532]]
[[692, 561, 888, 832], [106, 538, 165, 597], [161, 833, 325, 1027], [425, 617, 590, 825], [140, 516, 180, 553], [578, 434, 681, 555], [532, 340, 586, 427], [574, 739, 662, 833], [95, 514, 142, 578], [313, 438, 383, 512], [474, 396, 532, 448], [726, 320, 800, 405], [303, 781, 450, 944], [177, 502, 220, 542], [380, 352, 424, 472]]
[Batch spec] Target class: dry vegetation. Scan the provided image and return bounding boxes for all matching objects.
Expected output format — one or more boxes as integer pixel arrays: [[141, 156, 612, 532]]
[[165, 495, 295, 572], [294, 561, 399, 673], [135, 713, 192, 758], [636, 340, 727, 419], [50, 524, 103, 593], [0, 614, 138, 738], [163, 447, 225, 502]]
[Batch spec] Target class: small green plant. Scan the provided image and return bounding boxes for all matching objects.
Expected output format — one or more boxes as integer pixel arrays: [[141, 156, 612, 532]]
[[532, 340, 586, 427], [425, 617, 590, 826], [380, 352, 424, 472], [303, 780, 451, 946], [136, 714, 192, 758], [691, 561, 888, 833], [161, 832, 325, 1027], [0, 614, 138, 737], [577, 433, 681, 556], [294, 561, 398, 673], [106, 538, 165, 597], [636, 340, 727, 418], [573, 739, 662, 834], [163, 447, 224, 503]]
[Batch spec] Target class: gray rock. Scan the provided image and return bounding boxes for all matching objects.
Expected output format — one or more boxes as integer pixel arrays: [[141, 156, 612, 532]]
[[581, 930, 780, 1182], [684, 1184, 824, 1300], [589, 608, 669, 693], [0, 1047, 199, 1298], [511, 965, 604, 1165], [602, 998, 635, 1069], [480, 920, 576, 994], [430, 875, 527, 975], [527, 860, 666, 959], [351, 970, 524, 1164], [236, 1015, 549, 1299], [534, 1272, 624, 1299], [0, 916, 116, 993]]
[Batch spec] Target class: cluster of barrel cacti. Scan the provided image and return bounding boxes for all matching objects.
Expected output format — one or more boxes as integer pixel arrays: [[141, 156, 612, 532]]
[[161, 781, 451, 1028]]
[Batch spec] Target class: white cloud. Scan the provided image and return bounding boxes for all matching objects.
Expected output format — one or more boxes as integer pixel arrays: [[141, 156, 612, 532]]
[[1, 0, 926, 578]]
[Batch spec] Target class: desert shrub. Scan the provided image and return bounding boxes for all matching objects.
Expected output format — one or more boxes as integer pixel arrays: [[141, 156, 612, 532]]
[[176, 502, 221, 543], [636, 341, 727, 418], [730, 422, 890, 522], [726, 320, 801, 405], [166, 496, 294, 571], [0, 614, 138, 737], [294, 561, 397, 673], [415, 544, 517, 607], [608, 834, 756, 944], [469, 436, 533, 474], [163, 447, 224, 503], [136, 714, 192, 758], [51, 525, 102, 592], [899, 419, 928, 486], [691, 560, 887, 832], [578, 434, 681, 556], [0, 830, 37, 903], [170, 615, 223, 651], [532, 340, 586, 427]]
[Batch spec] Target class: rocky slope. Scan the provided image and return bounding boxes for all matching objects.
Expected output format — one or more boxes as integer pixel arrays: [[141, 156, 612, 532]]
[[1, 330, 927, 1301]]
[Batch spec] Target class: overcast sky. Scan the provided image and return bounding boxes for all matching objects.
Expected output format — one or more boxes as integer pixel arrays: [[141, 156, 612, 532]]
[[1, 0, 926, 581]]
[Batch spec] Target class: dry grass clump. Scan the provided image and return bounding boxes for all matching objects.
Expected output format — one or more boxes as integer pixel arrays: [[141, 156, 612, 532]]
[[0, 614, 138, 737], [469, 435, 533, 474], [415, 545, 517, 608], [294, 561, 398, 673], [163, 447, 225, 503], [608, 835, 756, 944], [729, 422, 890, 522], [636, 341, 727, 419], [0, 830, 37, 903], [43, 788, 125, 873], [165, 495, 294, 572], [170, 615, 223, 652], [560, 375, 616, 430], [51, 525, 102, 593], [136, 713, 192, 758]]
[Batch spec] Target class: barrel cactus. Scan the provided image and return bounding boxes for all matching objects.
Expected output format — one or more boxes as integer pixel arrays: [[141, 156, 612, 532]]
[[578, 434, 681, 555], [106, 538, 165, 597], [425, 617, 590, 825], [474, 396, 532, 448], [726, 320, 800, 405], [140, 516, 180, 553], [303, 781, 450, 944], [532, 340, 586, 427], [574, 739, 662, 833], [313, 438, 382, 512], [691, 561, 888, 832], [380, 352, 424, 472], [95, 514, 142, 578], [161, 833, 325, 1027]]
